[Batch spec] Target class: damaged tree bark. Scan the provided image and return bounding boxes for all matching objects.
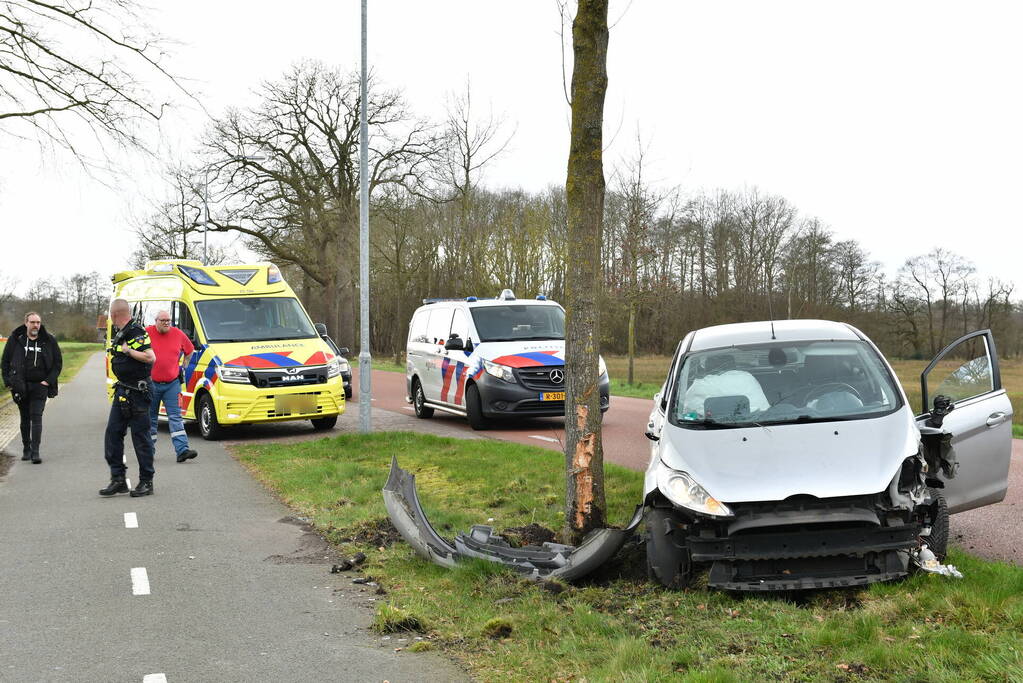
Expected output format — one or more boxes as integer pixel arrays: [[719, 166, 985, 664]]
[[563, 0, 609, 543]]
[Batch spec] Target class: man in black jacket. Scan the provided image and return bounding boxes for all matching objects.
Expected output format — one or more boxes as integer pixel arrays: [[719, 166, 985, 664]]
[[2, 312, 63, 464]]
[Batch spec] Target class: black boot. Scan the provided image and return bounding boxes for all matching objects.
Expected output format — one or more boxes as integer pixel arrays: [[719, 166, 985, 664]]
[[176, 449, 198, 463], [31, 453, 41, 464], [130, 480, 153, 497], [21, 445, 31, 461], [99, 476, 129, 497]]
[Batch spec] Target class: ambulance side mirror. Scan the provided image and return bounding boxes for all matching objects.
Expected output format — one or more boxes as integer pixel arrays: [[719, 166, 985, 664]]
[[314, 323, 328, 336]]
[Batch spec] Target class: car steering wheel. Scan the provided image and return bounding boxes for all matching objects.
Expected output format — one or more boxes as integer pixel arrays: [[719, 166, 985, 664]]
[[804, 382, 862, 404]]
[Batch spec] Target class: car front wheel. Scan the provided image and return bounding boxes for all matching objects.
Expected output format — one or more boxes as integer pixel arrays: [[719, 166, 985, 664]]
[[465, 383, 490, 431], [645, 507, 693, 588], [311, 415, 338, 430], [198, 393, 225, 441]]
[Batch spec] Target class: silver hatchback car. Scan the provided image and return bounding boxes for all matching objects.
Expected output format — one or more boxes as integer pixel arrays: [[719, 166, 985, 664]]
[[644, 319, 1013, 590]]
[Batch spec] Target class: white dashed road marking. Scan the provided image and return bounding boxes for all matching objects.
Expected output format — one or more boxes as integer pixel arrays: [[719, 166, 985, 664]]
[[124, 512, 138, 529], [143, 674, 167, 683], [529, 435, 559, 443], [131, 567, 151, 596]]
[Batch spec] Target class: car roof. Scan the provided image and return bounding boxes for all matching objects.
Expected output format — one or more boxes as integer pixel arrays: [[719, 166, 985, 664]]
[[688, 319, 862, 351], [417, 298, 563, 311]]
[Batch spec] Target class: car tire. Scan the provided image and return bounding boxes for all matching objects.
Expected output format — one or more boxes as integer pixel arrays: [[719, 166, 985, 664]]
[[311, 415, 338, 431], [197, 393, 225, 441], [925, 488, 950, 561], [412, 379, 434, 419], [645, 507, 693, 588], [465, 383, 490, 431]]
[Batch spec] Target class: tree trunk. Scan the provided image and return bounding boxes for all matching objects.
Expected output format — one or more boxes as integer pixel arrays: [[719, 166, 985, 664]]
[[627, 300, 635, 385], [563, 0, 609, 543]]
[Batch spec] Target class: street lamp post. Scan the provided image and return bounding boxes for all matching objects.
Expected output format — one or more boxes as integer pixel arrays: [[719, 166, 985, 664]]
[[199, 155, 265, 264], [358, 0, 372, 433]]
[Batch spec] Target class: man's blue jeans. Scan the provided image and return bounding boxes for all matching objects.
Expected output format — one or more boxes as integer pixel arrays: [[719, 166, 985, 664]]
[[149, 379, 189, 456]]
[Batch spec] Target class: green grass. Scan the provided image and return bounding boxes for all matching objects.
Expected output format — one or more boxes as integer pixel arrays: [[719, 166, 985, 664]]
[[372, 358, 407, 374], [235, 432, 1023, 682], [60, 342, 103, 382]]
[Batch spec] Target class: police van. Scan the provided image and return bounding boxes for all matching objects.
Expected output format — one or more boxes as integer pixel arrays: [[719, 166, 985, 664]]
[[108, 260, 347, 439], [406, 290, 610, 429]]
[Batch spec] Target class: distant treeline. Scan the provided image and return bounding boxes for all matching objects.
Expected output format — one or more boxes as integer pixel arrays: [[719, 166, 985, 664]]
[[122, 61, 1020, 361], [0, 271, 108, 341]]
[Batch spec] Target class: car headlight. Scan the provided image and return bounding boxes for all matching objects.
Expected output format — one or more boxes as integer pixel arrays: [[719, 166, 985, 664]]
[[337, 357, 350, 374], [483, 359, 515, 383], [216, 365, 250, 384], [656, 467, 733, 517], [327, 357, 345, 378], [598, 356, 607, 377]]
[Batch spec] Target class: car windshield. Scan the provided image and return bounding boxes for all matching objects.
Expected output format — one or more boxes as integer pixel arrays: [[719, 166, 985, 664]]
[[470, 305, 565, 342], [668, 340, 902, 428], [195, 297, 317, 343]]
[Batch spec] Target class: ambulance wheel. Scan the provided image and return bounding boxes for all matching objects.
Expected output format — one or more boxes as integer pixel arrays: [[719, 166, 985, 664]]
[[412, 379, 434, 419], [645, 507, 693, 589], [311, 415, 338, 430], [466, 384, 490, 431], [198, 393, 225, 441]]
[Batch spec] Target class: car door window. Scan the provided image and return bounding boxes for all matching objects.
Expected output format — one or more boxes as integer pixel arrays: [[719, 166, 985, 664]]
[[426, 307, 452, 346], [409, 310, 429, 344], [173, 302, 198, 343], [921, 331, 999, 413], [450, 308, 469, 342]]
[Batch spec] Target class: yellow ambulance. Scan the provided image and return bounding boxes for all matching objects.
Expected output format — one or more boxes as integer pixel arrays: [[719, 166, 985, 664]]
[[108, 260, 346, 439]]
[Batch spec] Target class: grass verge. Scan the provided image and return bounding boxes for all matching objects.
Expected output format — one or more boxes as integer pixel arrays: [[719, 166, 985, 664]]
[[235, 431, 1023, 681], [60, 342, 103, 382]]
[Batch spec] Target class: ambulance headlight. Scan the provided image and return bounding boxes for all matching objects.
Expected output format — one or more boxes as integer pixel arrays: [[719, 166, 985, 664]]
[[656, 467, 733, 517], [217, 365, 250, 384], [483, 359, 515, 383], [327, 357, 343, 378]]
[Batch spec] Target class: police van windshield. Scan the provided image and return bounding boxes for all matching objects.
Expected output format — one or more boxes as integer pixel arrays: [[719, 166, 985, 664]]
[[470, 305, 565, 342], [669, 340, 902, 429], [195, 297, 317, 343]]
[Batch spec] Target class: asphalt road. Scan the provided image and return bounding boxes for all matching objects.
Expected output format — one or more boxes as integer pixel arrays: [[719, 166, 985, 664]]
[[358, 369, 1023, 565], [0, 355, 466, 683]]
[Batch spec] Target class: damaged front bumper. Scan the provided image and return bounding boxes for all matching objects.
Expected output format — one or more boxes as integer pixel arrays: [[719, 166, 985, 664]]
[[383, 457, 642, 581]]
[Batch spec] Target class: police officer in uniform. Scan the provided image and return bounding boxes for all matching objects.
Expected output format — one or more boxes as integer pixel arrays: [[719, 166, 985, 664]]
[[99, 298, 157, 497]]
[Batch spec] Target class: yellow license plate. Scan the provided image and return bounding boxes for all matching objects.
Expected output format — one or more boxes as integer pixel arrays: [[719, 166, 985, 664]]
[[274, 393, 317, 415], [540, 392, 566, 401]]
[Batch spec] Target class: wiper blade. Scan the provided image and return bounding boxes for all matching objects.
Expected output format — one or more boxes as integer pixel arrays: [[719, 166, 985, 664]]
[[679, 418, 744, 430], [761, 414, 856, 426]]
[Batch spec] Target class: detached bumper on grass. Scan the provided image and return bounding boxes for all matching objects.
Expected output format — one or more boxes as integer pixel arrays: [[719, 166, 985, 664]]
[[383, 456, 642, 581]]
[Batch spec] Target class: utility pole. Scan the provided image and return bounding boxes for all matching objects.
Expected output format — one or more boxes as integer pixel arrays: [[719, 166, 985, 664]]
[[358, 0, 372, 433]]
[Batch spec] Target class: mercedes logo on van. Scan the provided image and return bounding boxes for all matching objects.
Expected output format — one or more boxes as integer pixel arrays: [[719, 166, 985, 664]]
[[549, 369, 564, 384]]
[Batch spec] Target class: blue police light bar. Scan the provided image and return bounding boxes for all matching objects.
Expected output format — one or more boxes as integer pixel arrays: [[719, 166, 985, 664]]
[[466, 296, 478, 302], [536, 294, 547, 300]]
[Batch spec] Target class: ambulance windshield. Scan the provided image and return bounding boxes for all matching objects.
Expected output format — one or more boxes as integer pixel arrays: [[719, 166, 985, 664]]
[[196, 297, 318, 343]]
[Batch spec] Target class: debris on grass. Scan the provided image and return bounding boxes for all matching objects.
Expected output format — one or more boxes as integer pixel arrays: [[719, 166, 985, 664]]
[[407, 641, 435, 652]]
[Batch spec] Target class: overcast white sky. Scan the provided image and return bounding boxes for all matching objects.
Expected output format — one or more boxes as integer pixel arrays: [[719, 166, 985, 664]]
[[1, 1, 1021, 296]]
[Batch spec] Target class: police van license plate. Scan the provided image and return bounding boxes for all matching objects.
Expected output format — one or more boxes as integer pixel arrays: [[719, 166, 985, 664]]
[[275, 393, 317, 415], [540, 392, 566, 401]]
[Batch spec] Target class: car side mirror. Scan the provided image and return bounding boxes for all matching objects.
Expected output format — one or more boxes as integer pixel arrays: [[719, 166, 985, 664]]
[[314, 322, 328, 336], [338, 347, 350, 358], [925, 394, 954, 428], [444, 334, 464, 351]]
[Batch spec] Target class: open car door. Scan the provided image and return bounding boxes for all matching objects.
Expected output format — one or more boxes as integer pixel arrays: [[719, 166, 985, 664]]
[[915, 329, 1013, 514]]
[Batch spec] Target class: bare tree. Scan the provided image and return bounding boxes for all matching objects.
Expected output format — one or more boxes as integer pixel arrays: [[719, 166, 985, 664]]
[[1, 0, 185, 158], [563, 0, 609, 542], [203, 61, 438, 347]]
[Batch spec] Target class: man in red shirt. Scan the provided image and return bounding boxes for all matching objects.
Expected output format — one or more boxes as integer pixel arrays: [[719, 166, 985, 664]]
[[147, 310, 198, 462]]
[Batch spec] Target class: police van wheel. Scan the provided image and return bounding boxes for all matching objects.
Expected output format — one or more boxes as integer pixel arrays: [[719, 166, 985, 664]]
[[466, 384, 490, 431], [412, 379, 434, 419], [198, 394, 225, 441], [311, 415, 338, 430]]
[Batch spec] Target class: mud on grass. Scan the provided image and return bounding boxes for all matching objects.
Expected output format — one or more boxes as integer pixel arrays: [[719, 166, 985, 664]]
[[232, 431, 1023, 682]]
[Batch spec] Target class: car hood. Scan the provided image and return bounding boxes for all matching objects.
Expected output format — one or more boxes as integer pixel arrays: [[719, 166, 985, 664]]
[[471, 340, 565, 367], [658, 408, 919, 502]]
